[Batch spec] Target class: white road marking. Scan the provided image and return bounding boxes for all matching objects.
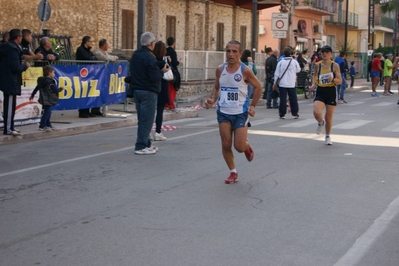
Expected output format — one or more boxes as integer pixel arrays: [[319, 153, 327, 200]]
[[334, 120, 372, 129], [371, 102, 394, 106], [280, 119, 315, 128], [334, 195, 399, 266], [381, 122, 399, 132], [345, 101, 364, 106]]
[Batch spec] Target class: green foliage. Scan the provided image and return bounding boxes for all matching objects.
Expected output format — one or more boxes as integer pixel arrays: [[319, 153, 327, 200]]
[[374, 46, 395, 55], [376, 0, 398, 14], [50, 37, 68, 59], [336, 38, 356, 54]]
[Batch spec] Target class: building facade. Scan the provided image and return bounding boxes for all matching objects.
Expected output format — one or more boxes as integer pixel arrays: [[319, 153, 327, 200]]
[[0, 0, 280, 54]]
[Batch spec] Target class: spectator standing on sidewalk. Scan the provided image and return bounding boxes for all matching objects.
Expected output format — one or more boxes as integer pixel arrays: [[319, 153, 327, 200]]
[[130, 32, 169, 155], [29, 65, 64, 131], [0, 31, 9, 45], [21, 29, 44, 61], [265, 49, 279, 109], [204, 40, 262, 184], [334, 52, 348, 103], [152, 41, 170, 141], [240, 49, 258, 99], [262, 47, 273, 99], [0, 29, 30, 136], [383, 54, 393, 96], [34, 36, 60, 66], [75, 35, 102, 118], [272, 46, 301, 119], [310, 45, 342, 146], [379, 56, 385, 86], [165, 36, 180, 112], [93, 39, 119, 62], [371, 53, 383, 97], [349, 61, 355, 88]]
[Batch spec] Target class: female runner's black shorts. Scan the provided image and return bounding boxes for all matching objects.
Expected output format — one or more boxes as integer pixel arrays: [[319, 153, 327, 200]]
[[314, 86, 337, 106]]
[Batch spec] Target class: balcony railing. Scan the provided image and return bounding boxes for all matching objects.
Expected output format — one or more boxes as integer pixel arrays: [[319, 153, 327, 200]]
[[375, 16, 395, 29], [296, 0, 337, 14], [327, 10, 359, 28]]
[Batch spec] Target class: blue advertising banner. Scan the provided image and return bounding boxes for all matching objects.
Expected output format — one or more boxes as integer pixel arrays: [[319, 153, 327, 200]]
[[53, 62, 128, 110]]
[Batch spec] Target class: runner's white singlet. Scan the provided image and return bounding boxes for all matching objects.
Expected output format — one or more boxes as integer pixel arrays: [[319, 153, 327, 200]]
[[217, 63, 249, 115]]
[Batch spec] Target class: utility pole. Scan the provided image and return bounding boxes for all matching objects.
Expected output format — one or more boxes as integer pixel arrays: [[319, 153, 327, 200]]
[[394, 1, 398, 56], [344, 0, 349, 53], [251, 0, 258, 59], [137, 0, 146, 49]]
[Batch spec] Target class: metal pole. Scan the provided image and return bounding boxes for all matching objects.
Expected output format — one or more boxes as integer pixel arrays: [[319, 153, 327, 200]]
[[40, 0, 49, 32], [251, 0, 258, 59], [367, 0, 371, 47], [344, 0, 349, 53], [394, 2, 398, 56], [137, 0, 146, 49]]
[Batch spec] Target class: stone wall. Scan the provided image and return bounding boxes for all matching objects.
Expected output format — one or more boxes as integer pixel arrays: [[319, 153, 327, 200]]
[[0, 0, 252, 53]]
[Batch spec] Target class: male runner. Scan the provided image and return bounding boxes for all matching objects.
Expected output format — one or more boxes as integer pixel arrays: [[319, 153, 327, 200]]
[[204, 40, 262, 184]]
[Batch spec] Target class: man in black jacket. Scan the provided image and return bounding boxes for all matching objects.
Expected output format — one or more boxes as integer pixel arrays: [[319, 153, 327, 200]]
[[265, 49, 279, 109], [0, 29, 30, 135], [130, 32, 169, 155], [34, 36, 60, 66], [75, 36, 101, 118], [21, 29, 44, 61]]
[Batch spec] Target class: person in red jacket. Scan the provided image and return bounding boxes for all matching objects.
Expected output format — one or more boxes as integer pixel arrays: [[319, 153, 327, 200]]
[[165, 37, 181, 112]]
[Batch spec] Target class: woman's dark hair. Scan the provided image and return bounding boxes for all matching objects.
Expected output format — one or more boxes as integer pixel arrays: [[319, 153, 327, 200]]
[[167, 37, 175, 46], [240, 49, 251, 62], [153, 41, 166, 60], [81, 36, 91, 46]]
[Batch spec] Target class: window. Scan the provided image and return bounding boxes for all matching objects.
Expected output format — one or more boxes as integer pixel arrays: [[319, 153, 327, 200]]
[[240, 26, 247, 50], [122, 10, 134, 49], [327, 35, 336, 51], [166, 16, 176, 39], [217, 23, 224, 51]]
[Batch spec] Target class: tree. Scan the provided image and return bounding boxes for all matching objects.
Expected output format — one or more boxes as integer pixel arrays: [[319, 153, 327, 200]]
[[376, 0, 397, 14]]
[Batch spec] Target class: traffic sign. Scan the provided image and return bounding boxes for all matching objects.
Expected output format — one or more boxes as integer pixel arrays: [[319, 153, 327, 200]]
[[272, 13, 289, 31], [37, 0, 51, 22], [273, 31, 287, 39]]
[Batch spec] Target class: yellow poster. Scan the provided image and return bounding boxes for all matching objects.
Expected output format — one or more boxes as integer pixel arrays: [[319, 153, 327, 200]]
[[0, 67, 44, 126]]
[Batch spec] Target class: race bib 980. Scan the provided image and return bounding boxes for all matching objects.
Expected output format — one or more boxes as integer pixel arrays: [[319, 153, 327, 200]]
[[219, 86, 239, 108]]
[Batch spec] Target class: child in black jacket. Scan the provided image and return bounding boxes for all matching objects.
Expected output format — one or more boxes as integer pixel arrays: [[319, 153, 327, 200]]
[[29, 65, 63, 131]]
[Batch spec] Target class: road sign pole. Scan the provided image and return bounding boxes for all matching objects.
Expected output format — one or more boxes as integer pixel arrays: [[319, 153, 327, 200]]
[[40, 0, 49, 32]]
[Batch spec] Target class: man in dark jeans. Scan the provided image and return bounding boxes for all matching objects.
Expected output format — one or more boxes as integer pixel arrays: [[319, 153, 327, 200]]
[[0, 29, 30, 135], [265, 49, 279, 109], [130, 32, 169, 155]]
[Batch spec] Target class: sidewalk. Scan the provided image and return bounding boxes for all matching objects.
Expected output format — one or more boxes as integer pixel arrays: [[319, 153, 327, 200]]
[[0, 103, 199, 145], [0, 78, 371, 145]]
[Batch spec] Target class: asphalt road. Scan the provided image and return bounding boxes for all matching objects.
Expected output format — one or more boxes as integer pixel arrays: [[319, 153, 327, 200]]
[[1, 88, 399, 266]]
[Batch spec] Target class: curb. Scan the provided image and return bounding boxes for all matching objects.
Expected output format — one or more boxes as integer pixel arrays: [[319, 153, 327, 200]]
[[0, 109, 198, 145]]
